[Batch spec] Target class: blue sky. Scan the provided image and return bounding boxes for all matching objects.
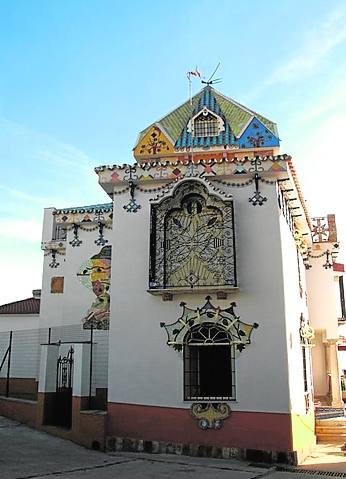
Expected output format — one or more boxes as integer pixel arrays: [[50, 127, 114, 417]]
[[1, 0, 346, 303]]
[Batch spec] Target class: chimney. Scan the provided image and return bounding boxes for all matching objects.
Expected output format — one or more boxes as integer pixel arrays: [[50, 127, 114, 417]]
[[32, 289, 41, 299]]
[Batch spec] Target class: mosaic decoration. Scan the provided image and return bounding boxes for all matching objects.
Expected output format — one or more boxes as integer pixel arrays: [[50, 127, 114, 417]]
[[54, 203, 113, 225], [160, 296, 259, 352], [69, 224, 82, 247], [175, 89, 233, 149], [237, 117, 279, 149], [123, 167, 142, 213], [311, 215, 338, 243], [49, 250, 60, 268], [95, 154, 291, 185], [149, 180, 236, 290], [44, 245, 65, 268], [95, 222, 108, 246], [304, 393, 312, 414], [123, 197, 141, 213], [190, 402, 231, 430], [248, 157, 267, 206], [77, 246, 112, 330], [299, 314, 315, 348], [304, 243, 340, 270], [134, 125, 174, 158]]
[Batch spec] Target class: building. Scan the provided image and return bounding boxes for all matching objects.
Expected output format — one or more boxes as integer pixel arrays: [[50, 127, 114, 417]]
[[0, 85, 343, 464]]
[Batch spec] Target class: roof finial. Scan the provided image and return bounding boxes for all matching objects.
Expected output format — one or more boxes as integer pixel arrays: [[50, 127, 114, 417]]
[[201, 62, 222, 86]]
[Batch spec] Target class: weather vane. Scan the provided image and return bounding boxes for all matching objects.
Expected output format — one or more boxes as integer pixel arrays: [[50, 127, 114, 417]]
[[201, 62, 222, 86], [186, 62, 222, 86]]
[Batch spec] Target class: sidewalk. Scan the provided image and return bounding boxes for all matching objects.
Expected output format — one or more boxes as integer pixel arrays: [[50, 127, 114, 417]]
[[299, 441, 346, 472], [1, 415, 346, 478]]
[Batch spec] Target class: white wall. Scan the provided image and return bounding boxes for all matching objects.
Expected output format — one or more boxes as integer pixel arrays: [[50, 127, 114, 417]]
[[0, 314, 38, 332], [107, 181, 292, 413], [306, 247, 340, 339], [39, 217, 112, 329], [278, 215, 312, 414]]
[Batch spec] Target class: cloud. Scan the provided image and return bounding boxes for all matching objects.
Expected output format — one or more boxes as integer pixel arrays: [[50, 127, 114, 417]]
[[0, 219, 42, 243], [293, 73, 346, 124], [283, 110, 346, 260], [38, 143, 95, 172], [0, 117, 97, 173], [249, 5, 346, 97], [0, 185, 60, 206]]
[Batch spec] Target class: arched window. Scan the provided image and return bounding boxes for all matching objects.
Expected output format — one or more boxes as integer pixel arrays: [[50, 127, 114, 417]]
[[149, 181, 236, 291], [183, 323, 235, 400]]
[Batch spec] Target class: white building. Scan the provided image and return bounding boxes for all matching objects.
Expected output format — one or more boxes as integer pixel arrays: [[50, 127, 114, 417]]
[[0, 86, 343, 464]]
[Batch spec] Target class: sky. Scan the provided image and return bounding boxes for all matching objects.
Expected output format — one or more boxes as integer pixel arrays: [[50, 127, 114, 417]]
[[0, 0, 345, 304]]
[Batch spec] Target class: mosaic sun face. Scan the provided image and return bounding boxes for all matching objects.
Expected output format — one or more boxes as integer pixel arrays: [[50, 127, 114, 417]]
[[77, 246, 112, 330]]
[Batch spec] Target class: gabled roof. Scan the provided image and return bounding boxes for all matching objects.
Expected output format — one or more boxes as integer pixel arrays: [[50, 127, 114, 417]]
[[138, 86, 278, 145], [0, 297, 40, 315]]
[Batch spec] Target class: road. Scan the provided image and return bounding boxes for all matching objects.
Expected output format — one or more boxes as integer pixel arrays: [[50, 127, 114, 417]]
[[1, 416, 345, 478]]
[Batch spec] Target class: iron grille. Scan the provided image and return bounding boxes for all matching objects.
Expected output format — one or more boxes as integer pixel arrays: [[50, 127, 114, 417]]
[[184, 340, 236, 401]]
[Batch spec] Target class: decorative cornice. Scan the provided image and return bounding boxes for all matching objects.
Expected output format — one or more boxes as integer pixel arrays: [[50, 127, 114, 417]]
[[53, 203, 113, 215], [287, 159, 311, 230], [95, 154, 290, 172]]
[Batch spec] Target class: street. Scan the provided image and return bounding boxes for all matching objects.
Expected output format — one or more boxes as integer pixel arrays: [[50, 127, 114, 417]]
[[1, 416, 345, 479]]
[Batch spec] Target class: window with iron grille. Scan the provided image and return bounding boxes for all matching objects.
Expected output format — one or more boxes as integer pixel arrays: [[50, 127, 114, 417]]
[[194, 114, 219, 138], [149, 181, 236, 290], [183, 323, 236, 400], [302, 346, 308, 393], [340, 276, 345, 319]]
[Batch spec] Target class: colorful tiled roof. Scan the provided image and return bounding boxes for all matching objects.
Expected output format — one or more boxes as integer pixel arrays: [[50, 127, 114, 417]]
[[0, 297, 40, 315], [138, 86, 279, 145]]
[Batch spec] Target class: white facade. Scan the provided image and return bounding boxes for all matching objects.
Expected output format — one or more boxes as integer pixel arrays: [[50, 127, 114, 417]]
[[108, 181, 301, 413], [1, 85, 343, 462]]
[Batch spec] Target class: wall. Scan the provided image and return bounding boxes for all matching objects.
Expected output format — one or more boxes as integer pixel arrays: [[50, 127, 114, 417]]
[[39, 210, 112, 330], [306, 247, 339, 339], [278, 215, 312, 413], [313, 330, 328, 396], [107, 180, 291, 414], [0, 328, 44, 382], [0, 314, 39, 332]]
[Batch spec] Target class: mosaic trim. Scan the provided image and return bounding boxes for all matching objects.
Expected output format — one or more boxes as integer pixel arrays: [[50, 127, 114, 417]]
[[149, 180, 236, 290], [55, 209, 113, 226], [95, 155, 291, 185], [190, 402, 231, 430], [160, 296, 258, 352]]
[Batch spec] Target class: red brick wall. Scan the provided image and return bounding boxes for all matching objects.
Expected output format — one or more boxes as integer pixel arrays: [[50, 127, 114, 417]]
[[0, 396, 37, 427]]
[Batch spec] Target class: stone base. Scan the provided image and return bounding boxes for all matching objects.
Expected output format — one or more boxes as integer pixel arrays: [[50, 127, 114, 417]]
[[106, 436, 297, 465]]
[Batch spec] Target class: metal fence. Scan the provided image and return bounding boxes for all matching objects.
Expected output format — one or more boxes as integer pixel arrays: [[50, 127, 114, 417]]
[[0, 324, 109, 408]]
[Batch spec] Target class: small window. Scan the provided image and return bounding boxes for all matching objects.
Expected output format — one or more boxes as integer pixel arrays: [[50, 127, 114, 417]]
[[302, 346, 308, 393], [183, 324, 235, 400], [340, 276, 346, 319], [51, 276, 64, 294], [194, 113, 219, 138], [53, 224, 67, 241]]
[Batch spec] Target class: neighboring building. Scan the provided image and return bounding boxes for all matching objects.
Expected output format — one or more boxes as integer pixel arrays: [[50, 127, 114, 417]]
[[0, 290, 40, 332], [336, 263, 346, 400], [0, 86, 343, 464]]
